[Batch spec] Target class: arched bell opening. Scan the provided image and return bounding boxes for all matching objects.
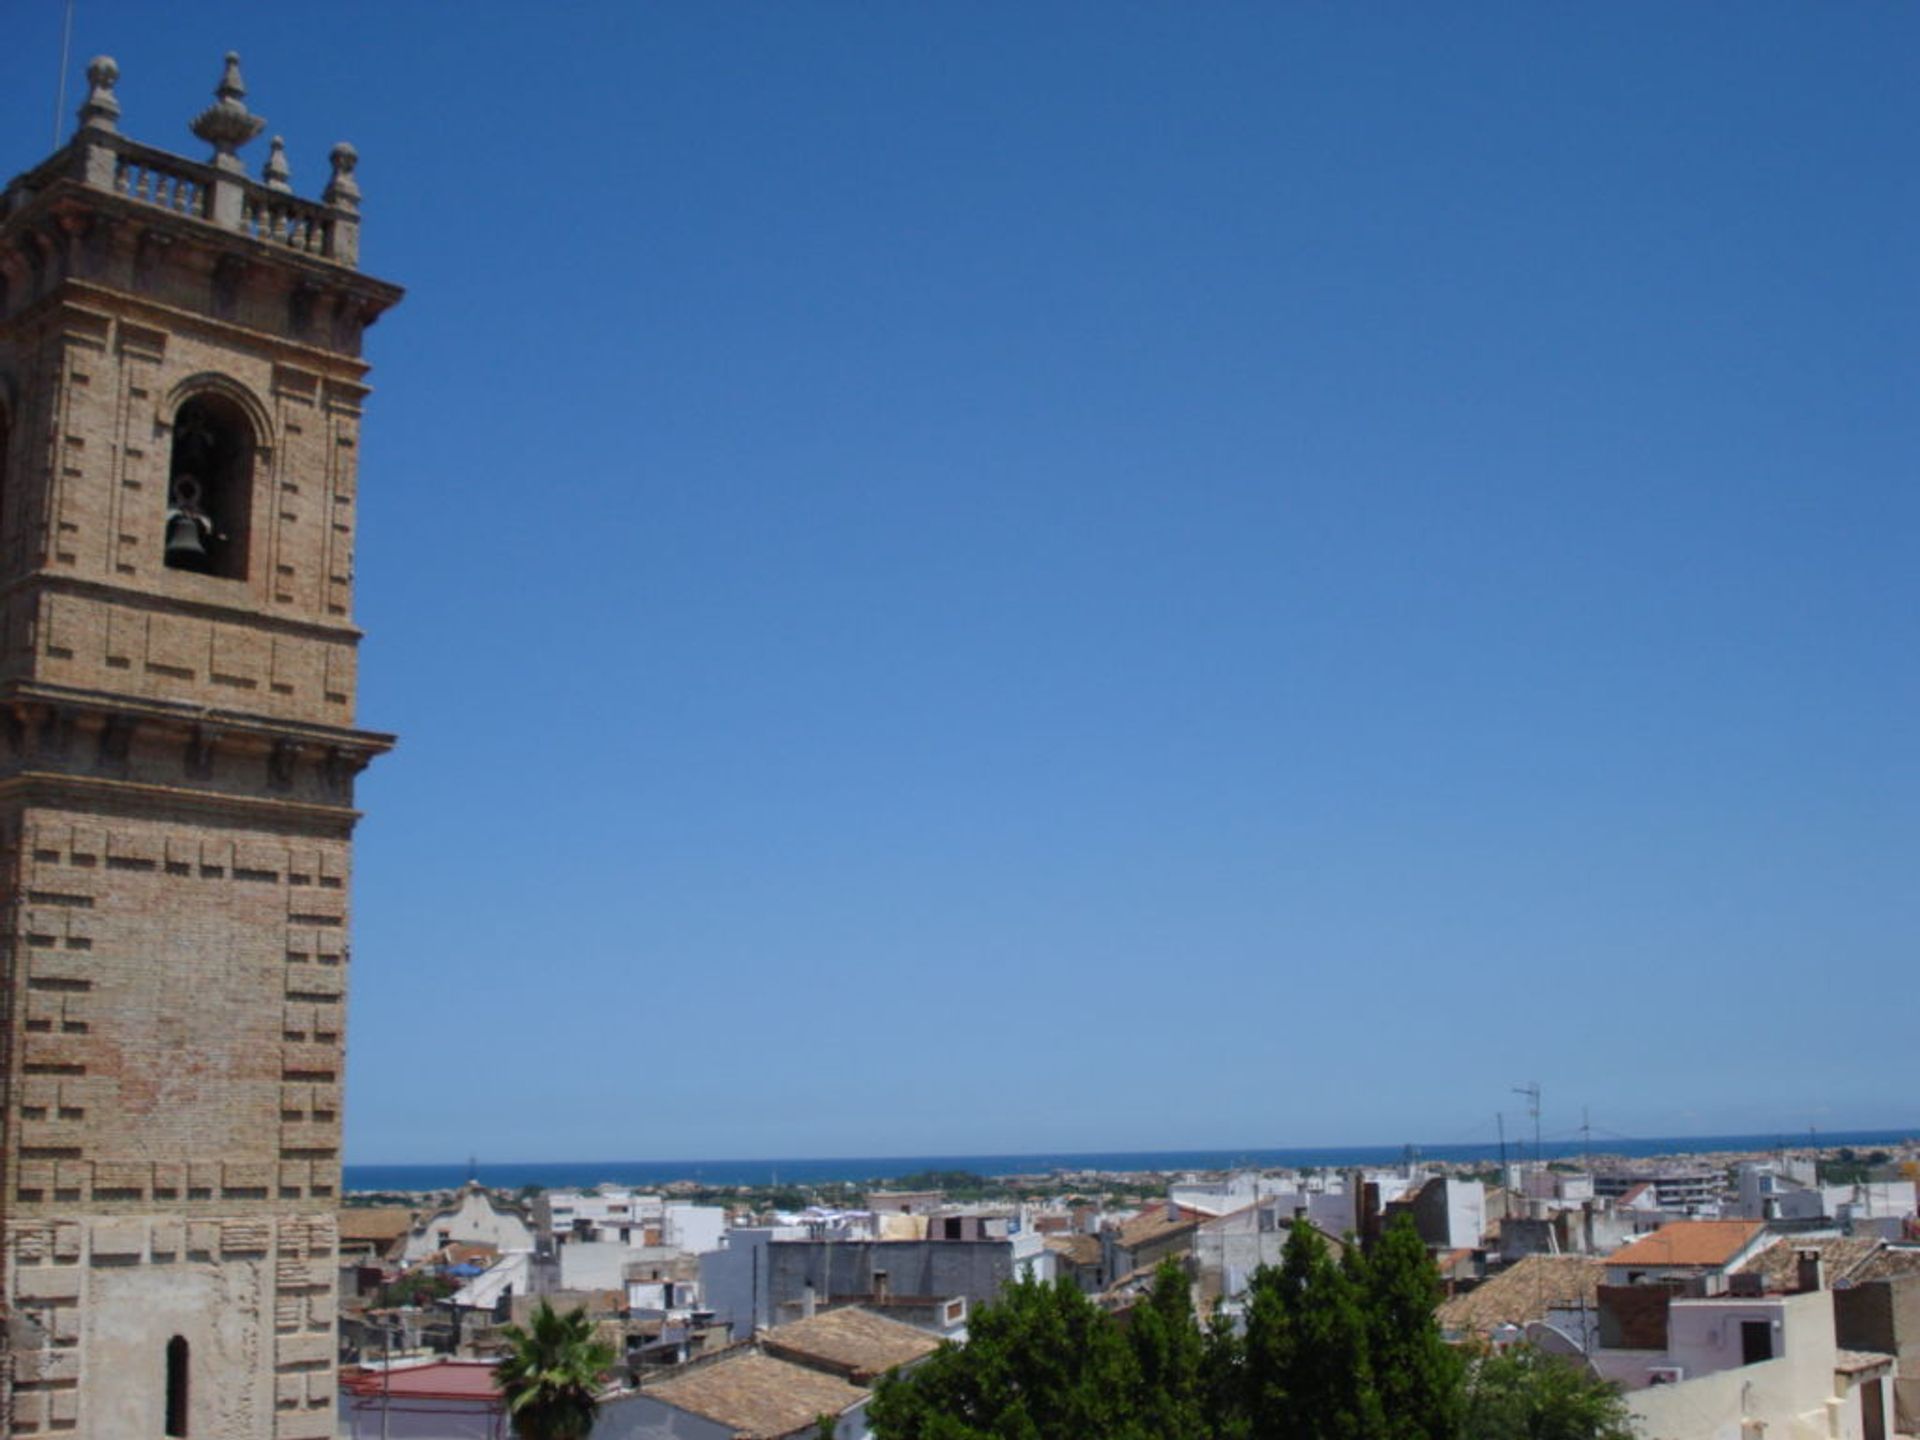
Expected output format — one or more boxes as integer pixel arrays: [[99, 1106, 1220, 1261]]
[[164, 392, 254, 580]]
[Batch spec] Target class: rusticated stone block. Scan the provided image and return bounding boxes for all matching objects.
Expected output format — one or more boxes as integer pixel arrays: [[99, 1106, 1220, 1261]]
[[88, 1219, 146, 1259], [15, 1266, 82, 1300]]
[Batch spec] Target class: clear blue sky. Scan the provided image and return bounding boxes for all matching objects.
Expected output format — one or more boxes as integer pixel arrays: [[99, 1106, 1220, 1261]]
[[5, 5, 1916, 1164]]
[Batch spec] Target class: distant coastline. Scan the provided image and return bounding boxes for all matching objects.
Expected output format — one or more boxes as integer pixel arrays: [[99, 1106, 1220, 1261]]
[[344, 1127, 1917, 1194]]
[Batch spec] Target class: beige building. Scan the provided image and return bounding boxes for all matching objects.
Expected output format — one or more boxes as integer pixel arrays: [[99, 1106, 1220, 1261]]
[[0, 52, 399, 1436]]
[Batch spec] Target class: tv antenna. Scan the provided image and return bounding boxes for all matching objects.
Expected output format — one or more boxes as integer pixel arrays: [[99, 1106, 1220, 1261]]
[[1513, 1081, 1542, 1164]]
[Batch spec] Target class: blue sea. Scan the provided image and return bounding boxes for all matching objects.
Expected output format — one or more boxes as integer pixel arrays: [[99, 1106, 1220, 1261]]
[[343, 1128, 1917, 1193]]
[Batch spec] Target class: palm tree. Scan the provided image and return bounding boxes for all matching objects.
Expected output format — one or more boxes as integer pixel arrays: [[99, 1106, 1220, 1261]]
[[496, 1300, 618, 1440]]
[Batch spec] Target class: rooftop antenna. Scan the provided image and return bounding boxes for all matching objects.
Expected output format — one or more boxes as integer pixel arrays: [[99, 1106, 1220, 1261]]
[[1580, 1106, 1592, 1173], [1514, 1081, 1542, 1165], [52, 0, 77, 149], [1497, 1113, 1508, 1180]]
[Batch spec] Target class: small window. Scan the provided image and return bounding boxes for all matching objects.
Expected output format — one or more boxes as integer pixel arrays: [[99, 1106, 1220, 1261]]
[[164, 394, 252, 579], [1741, 1320, 1773, 1366], [165, 1335, 189, 1436]]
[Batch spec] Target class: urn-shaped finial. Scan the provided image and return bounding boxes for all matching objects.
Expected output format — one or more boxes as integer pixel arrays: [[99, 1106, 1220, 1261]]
[[189, 50, 267, 171], [323, 142, 361, 213], [78, 56, 121, 133]]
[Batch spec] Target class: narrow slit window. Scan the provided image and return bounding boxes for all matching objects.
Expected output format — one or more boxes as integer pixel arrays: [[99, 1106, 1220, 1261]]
[[164, 394, 253, 580], [165, 1334, 189, 1436]]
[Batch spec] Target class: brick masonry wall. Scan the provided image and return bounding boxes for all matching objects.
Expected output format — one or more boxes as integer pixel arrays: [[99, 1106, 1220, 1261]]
[[0, 139, 398, 1439]]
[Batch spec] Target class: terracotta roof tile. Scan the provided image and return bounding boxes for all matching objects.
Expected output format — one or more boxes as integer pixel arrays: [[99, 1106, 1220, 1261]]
[[1605, 1221, 1764, 1271], [1850, 1245, 1920, 1283], [646, 1352, 866, 1439], [341, 1361, 500, 1403], [1114, 1206, 1203, 1249], [1046, 1234, 1102, 1267], [1437, 1256, 1606, 1337], [1734, 1234, 1883, 1290], [762, 1307, 939, 1383], [337, 1207, 414, 1244], [1836, 1349, 1895, 1375]]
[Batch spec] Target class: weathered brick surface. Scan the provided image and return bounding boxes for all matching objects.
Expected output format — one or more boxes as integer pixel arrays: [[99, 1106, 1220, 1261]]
[[0, 73, 400, 1437]]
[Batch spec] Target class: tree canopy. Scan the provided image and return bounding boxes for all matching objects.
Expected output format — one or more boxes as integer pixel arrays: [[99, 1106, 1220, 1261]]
[[496, 1300, 617, 1440], [871, 1216, 1630, 1440]]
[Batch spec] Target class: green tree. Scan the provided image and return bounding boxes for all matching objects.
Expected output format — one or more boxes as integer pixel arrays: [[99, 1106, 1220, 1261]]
[[869, 1276, 1144, 1440], [1462, 1345, 1634, 1440], [1360, 1217, 1463, 1440], [1245, 1225, 1382, 1440], [1199, 1299, 1248, 1440], [496, 1300, 617, 1440], [1126, 1261, 1210, 1440], [374, 1269, 456, 1310]]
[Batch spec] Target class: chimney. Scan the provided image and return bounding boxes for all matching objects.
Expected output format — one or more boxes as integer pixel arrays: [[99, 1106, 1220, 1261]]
[[1796, 1249, 1823, 1293], [1166, 1201, 1180, 1223]]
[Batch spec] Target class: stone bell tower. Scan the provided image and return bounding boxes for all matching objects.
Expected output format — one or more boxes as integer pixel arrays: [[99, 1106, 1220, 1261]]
[[0, 54, 400, 1437]]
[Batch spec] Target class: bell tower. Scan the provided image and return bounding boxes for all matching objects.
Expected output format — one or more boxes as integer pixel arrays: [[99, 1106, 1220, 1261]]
[[0, 54, 400, 1437]]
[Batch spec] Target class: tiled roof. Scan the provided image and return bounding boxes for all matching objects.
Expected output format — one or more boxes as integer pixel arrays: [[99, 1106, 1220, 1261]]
[[762, 1307, 940, 1383], [341, 1361, 501, 1403], [338, 1207, 414, 1243], [1835, 1349, 1895, 1376], [1114, 1206, 1203, 1250], [1046, 1234, 1102, 1267], [1606, 1221, 1764, 1271], [646, 1351, 867, 1439], [1850, 1245, 1920, 1283], [1734, 1234, 1883, 1291], [1436, 1256, 1606, 1337]]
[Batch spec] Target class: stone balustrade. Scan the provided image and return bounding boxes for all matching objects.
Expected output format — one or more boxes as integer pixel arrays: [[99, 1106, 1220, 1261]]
[[111, 142, 209, 219], [1, 52, 363, 269]]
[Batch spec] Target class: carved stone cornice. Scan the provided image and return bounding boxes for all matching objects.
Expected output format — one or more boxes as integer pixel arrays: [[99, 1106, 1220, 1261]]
[[0, 276, 387, 384], [0, 771, 363, 833], [0, 681, 394, 759]]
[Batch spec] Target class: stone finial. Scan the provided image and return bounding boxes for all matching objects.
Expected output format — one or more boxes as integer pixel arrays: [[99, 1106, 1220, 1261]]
[[263, 136, 292, 192], [77, 56, 121, 134], [322, 143, 360, 214], [189, 50, 266, 172]]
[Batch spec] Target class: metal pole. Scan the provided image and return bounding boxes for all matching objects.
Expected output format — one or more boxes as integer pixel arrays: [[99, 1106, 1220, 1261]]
[[51, 0, 76, 148], [380, 1318, 391, 1440]]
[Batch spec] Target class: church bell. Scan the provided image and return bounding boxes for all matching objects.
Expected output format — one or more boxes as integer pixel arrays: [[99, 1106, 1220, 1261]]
[[165, 474, 212, 568], [165, 510, 209, 566]]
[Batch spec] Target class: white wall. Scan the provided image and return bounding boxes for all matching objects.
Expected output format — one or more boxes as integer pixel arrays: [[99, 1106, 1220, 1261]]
[[402, 1189, 534, 1264], [664, 1204, 727, 1256], [1666, 1296, 1789, 1376], [558, 1241, 632, 1292], [1624, 1289, 1885, 1440], [1441, 1179, 1487, 1250]]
